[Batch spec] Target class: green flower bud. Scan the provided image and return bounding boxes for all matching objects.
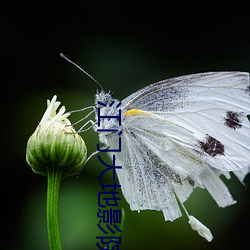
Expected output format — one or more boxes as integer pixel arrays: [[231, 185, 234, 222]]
[[26, 95, 87, 178]]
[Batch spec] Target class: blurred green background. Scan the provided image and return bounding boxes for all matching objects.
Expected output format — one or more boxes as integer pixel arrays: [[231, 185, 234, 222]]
[[2, 2, 250, 250]]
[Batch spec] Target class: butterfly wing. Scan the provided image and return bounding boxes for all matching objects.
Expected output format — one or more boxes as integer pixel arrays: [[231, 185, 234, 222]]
[[107, 72, 250, 221], [121, 72, 250, 173]]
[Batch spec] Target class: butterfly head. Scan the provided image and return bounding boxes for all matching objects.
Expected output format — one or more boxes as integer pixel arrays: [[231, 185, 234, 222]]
[[95, 90, 114, 107]]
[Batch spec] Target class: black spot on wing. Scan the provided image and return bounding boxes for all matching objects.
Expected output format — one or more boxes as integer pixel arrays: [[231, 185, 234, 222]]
[[186, 177, 195, 186], [224, 111, 243, 130], [199, 135, 225, 157]]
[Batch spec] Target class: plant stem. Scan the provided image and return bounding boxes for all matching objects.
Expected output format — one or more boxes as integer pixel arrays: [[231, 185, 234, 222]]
[[47, 165, 63, 250]]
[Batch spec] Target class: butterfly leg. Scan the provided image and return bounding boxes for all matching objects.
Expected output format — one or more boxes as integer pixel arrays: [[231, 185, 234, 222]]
[[70, 106, 96, 125], [77, 119, 97, 133], [69, 106, 98, 132]]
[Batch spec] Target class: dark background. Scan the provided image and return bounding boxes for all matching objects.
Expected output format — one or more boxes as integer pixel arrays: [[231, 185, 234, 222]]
[[2, 1, 250, 250]]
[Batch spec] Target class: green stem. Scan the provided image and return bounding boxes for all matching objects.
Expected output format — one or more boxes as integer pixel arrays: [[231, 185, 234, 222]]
[[47, 165, 63, 250]]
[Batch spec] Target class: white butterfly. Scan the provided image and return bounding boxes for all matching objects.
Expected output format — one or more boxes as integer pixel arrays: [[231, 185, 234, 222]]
[[91, 72, 250, 241]]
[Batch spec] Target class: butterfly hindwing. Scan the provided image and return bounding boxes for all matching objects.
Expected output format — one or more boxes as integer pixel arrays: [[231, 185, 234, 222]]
[[108, 119, 183, 221]]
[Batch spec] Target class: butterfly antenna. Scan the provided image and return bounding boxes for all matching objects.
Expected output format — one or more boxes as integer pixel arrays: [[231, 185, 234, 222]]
[[60, 53, 104, 91]]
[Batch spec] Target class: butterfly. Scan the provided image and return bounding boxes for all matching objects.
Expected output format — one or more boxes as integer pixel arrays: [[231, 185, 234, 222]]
[[60, 55, 250, 241], [92, 71, 250, 241]]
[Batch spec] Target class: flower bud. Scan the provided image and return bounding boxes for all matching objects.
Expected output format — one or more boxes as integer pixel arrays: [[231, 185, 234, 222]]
[[26, 95, 87, 178]]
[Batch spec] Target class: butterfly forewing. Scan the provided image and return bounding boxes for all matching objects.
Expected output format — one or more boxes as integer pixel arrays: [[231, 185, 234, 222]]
[[121, 72, 250, 173]]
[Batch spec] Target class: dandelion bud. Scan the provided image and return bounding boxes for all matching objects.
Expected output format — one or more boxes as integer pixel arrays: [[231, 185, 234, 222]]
[[26, 95, 87, 178]]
